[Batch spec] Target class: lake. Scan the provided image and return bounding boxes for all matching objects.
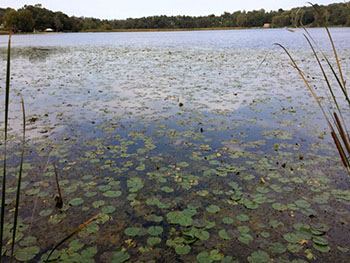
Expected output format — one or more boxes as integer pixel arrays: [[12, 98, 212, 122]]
[[0, 28, 349, 262]]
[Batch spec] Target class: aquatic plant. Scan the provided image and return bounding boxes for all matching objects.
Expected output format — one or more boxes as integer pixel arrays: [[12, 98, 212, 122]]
[[10, 97, 26, 263], [45, 213, 99, 262], [53, 162, 63, 208], [0, 25, 12, 262], [0, 25, 27, 263], [276, 3, 350, 174]]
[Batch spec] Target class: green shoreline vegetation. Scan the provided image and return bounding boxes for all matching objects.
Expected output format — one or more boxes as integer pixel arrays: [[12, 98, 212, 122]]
[[0, 2, 349, 33]]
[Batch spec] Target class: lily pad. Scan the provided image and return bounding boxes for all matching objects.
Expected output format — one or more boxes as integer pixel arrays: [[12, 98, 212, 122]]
[[124, 227, 140, 236], [206, 205, 221, 213], [247, 250, 270, 263], [113, 251, 130, 263], [147, 237, 161, 246], [69, 197, 84, 206], [15, 246, 40, 261], [175, 245, 191, 255], [147, 226, 163, 236]]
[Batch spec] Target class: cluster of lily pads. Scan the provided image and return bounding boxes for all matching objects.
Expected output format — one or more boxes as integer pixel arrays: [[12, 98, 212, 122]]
[[0, 42, 349, 262]]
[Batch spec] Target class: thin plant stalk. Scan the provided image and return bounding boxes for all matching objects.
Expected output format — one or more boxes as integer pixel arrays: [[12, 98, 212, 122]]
[[302, 32, 350, 143], [307, 2, 347, 93], [0, 25, 12, 262], [53, 162, 63, 208], [278, 4, 350, 174], [45, 213, 99, 262], [28, 150, 53, 235], [301, 25, 350, 107], [275, 43, 350, 173], [10, 97, 26, 263]]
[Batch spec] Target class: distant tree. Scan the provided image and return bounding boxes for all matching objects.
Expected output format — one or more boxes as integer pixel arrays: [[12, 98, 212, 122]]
[[236, 12, 247, 27], [301, 9, 315, 25], [3, 8, 17, 29], [0, 8, 6, 25], [16, 9, 34, 32], [54, 14, 63, 31], [272, 14, 290, 27], [246, 9, 267, 27], [1, 2, 349, 33]]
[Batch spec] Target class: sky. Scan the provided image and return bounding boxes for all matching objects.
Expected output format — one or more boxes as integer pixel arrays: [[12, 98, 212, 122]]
[[1, 0, 343, 19]]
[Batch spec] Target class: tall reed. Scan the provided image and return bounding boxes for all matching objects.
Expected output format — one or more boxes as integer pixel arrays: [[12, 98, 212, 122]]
[[45, 213, 99, 262], [10, 97, 26, 262], [276, 3, 350, 174], [0, 25, 12, 262]]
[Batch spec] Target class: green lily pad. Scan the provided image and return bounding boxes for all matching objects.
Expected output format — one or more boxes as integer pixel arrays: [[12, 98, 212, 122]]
[[209, 249, 223, 261], [313, 236, 328, 246], [69, 197, 84, 206], [219, 229, 231, 240], [247, 250, 270, 263], [103, 190, 122, 197], [175, 245, 191, 255], [147, 226, 163, 236], [237, 226, 250, 234], [272, 202, 287, 211], [269, 242, 286, 254], [238, 233, 253, 244], [295, 199, 311, 208], [197, 251, 211, 263], [222, 217, 234, 225], [39, 209, 52, 216], [313, 243, 330, 253], [113, 251, 130, 263], [92, 200, 105, 208], [287, 243, 302, 253], [102, 205, 116, 214], [127, 177, 144, 192], [283, 233, 301, 243], [69, 240, 84, 252], [124, 227, 140, 236], [161, 186, 174, 193], [15, 246, 40, 261], [147, 237, 161, 246], [195, 230, 210, 241], [206, 205, 221, 213], [82, 246, 98, 258], [236, 214, 249, 222], [260, 232, 270, 238]]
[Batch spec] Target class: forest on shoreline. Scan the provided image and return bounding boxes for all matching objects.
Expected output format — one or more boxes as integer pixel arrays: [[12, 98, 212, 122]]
[[0, 2, 349, 33]]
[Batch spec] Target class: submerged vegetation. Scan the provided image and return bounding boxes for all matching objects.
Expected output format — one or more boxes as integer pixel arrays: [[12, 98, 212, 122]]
[[0, 2, 350, 32]]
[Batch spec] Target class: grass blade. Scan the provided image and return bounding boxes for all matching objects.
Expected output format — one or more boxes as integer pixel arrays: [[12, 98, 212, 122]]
[[302, 32, 350, 140], [274, 43, 332, 128], [45, 213, 100, 262], [301, 26, 350, 107], [308, 2, 347, 94], [10, 97, 26, 263], [0, 25, 12, 262], [331, 131, 349, 168], [334, 112, 350, 155]]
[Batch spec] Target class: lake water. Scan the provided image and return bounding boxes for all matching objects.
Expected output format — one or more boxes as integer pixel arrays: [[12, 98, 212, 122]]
[[1, 28, 350, 50], [0, 28, 349, 262]]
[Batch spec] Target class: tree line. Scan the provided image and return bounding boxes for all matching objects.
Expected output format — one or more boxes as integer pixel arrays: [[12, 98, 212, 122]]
[[0, 2, 350, 33]]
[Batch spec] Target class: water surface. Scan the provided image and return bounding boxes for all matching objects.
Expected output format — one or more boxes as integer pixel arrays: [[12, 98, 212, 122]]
[[0, 28, 349, 263]]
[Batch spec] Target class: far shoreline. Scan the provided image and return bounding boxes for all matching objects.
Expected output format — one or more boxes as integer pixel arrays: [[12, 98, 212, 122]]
[[0, 25, 347, 35]]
